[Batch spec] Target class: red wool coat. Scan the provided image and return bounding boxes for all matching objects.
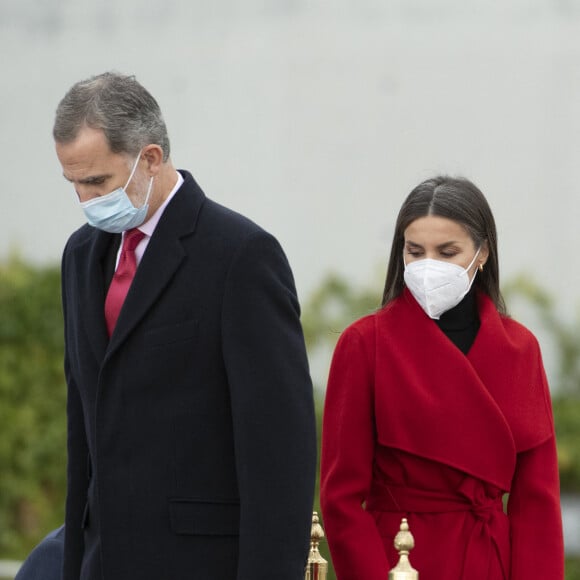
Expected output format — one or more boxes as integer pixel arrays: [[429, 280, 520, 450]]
[[320, 289, 564, 580]]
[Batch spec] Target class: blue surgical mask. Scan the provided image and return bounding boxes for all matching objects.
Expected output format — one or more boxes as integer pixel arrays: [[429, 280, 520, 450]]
[[80, 153, 153, 233]]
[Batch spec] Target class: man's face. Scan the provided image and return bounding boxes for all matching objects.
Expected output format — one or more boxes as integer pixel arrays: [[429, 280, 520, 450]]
[[56, 126, 140, 204]]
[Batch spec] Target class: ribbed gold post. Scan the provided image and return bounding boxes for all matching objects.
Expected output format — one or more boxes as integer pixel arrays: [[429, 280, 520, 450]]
[[304, 512, 328, 580], [388, 518, 419, 579]]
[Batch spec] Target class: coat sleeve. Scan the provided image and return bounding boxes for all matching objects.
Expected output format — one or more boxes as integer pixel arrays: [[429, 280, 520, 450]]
[[61, 248, 89, 580], [507, 356, 564, 580], [320, 323, 391, 580], [62, 372, 89, 580], [15, 526, 65, 580], [221, 231, 316, 580]]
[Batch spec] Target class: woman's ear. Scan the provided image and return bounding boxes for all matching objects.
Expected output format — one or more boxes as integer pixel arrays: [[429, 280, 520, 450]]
[[479, 239, 490, 269]]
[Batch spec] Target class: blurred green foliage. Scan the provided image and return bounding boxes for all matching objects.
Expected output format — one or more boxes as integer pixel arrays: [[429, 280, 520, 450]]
[[0, 262, 578, 578], [503, 274, 580, 397], [503, 274, 580, 494], [302, 272, 380, 354], [0, 256, 66, 559]]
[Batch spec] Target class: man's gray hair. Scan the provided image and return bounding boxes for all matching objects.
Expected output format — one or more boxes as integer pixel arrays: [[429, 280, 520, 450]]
[[53, 72, 171, 161]]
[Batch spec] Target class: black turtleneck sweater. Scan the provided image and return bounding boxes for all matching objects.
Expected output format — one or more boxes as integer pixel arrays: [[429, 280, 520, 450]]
[[435, 288, 480, 354]]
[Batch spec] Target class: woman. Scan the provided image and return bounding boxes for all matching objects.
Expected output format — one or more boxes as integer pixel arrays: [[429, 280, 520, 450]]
[[320, 176, 564, 579]]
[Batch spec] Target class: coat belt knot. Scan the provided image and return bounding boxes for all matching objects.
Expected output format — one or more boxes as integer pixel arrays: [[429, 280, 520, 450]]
[[366, 477, 508, 580]]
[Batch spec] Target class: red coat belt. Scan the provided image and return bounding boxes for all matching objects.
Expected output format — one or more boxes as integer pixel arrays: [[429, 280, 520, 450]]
[[366, 478, 507, 580]]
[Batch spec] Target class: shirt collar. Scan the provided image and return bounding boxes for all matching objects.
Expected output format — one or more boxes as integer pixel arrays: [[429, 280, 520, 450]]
[[137, 170, 184, 238]]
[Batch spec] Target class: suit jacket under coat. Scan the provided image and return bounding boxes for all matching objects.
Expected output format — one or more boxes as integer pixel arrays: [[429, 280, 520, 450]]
[[320, 289, 564, 580], [61, 171, 316, 580]]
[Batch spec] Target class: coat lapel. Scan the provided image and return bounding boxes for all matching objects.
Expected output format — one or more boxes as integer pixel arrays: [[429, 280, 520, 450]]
[[70, 228, 118, 365], [104, 172, 205, 358], [374, 289, 517, 489], [467, 293, 554, 452]]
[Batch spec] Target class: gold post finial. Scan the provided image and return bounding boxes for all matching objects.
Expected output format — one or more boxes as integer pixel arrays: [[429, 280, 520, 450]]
[[388, 518, 419, 579], [305, 512, 328, 580]]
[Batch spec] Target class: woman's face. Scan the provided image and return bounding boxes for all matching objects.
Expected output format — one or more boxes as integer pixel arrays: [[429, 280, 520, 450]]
[[403, 215, 488, 276]]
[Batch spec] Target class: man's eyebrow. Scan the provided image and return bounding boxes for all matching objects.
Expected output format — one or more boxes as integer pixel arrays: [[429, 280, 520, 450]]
[[62, 173, 113, 185]]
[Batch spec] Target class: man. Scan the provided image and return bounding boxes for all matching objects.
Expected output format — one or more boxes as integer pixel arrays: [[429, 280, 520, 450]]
[[54, 72, 316, 580]]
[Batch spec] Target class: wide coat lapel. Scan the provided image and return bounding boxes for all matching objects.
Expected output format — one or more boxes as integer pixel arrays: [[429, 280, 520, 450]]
[[374, 289, 517, 489], [104, 173, 205, 359], [467, 293, 554, 452]]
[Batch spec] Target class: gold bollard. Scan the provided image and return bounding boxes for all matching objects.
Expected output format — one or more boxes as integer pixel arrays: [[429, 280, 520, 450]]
[[388, 518, 418, 579], [305, 511, 328, 580]]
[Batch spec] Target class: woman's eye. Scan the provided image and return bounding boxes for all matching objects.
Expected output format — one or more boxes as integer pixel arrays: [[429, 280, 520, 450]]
[[440, 252, 458, 258]]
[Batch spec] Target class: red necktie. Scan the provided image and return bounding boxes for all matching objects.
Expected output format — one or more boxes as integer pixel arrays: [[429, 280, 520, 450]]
[[104, 228, 146, 337]]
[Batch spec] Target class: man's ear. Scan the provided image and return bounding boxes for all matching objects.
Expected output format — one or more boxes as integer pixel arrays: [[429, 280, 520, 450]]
[[142, 144, 164, 176]]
